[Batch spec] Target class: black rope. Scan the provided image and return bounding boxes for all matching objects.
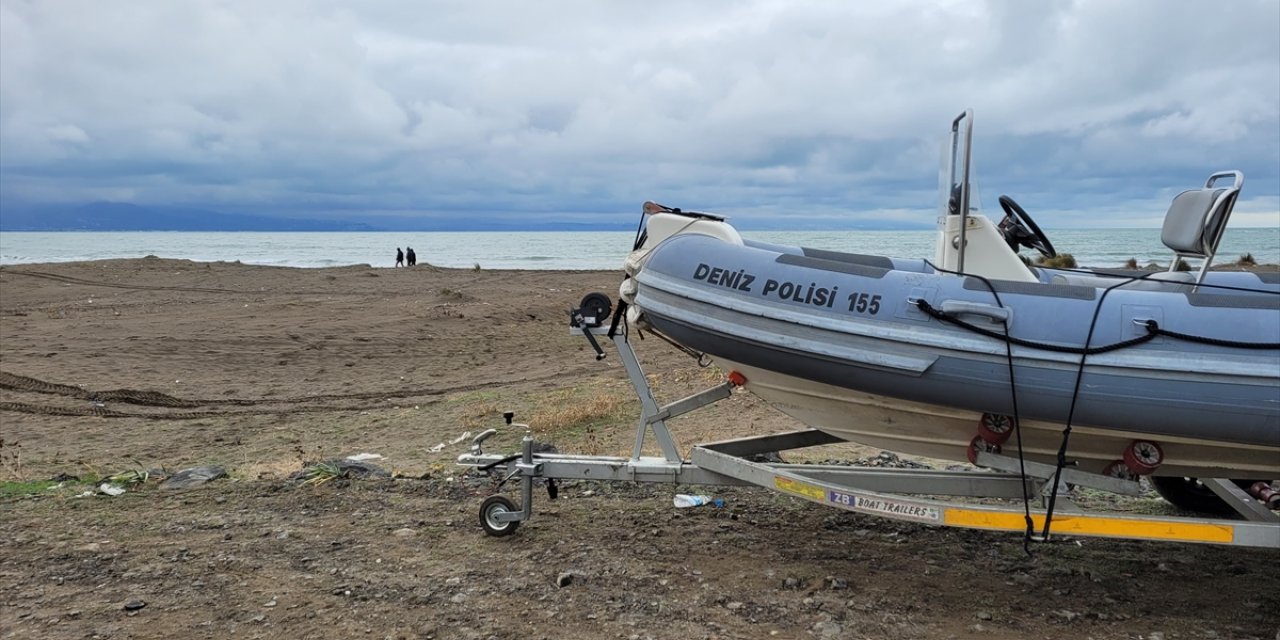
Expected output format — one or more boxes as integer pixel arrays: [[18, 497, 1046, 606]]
[[916, 263, 1278, 543], [1038, 276, 1135, 541], [630, 209, 648, 251], [1148, 322, 1280, 349], [914, 299, 1160, 354], [916, 300, 1280, 353], [645, 326, 707, 362], [607, 299, 628, 340], [919, 261, 1038, 549]]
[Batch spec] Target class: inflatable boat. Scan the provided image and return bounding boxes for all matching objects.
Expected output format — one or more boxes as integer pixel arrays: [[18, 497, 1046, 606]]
[[619, 111, 1280, 483]]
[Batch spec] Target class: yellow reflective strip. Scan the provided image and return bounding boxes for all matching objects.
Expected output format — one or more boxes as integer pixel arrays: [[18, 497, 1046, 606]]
[[943, 509, 1234, 543], [774, 476, 825, 501]]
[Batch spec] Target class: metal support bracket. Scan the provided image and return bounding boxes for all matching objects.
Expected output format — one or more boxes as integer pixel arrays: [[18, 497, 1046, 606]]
[[1204, 478, 1280, 523]]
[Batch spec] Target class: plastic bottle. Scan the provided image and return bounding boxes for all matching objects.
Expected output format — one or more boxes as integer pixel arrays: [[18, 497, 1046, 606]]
[[673, 494, 713, 508]]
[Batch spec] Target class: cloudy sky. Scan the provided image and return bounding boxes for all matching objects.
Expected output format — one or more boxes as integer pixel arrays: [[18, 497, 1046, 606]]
[[1, 0, 1278, 229]]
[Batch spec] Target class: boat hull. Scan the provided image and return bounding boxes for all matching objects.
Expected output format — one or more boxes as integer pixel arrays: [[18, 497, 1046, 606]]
[[711, 357, 1280, 478], [628, 232, 1280, 479]]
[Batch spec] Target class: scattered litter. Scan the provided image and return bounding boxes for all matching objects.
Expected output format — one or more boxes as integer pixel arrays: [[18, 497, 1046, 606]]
[[428, 443, 446, 453], [673, 494, 724, 508], [98, 483, 126, 496], [345, 453, 384, 462], [161, 465, 227, 490], [74, 490, 94, 498], [448, 431, 473, 445]]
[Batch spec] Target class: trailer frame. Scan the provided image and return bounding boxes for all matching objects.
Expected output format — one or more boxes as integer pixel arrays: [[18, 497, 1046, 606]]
[[456, 324, 1280, 549]]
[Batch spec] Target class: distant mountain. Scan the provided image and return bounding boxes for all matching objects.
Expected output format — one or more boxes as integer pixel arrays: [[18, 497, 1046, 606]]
[[0, 201, 933, 232], [360, 216, 638, 232], [0, 202, 377, 232]]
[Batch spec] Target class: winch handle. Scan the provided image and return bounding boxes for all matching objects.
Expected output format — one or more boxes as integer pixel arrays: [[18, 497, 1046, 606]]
[[571, 308, 607, 360]]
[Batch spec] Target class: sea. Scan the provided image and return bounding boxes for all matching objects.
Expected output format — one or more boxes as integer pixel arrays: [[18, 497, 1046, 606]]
[[1, 228, 1277, 271]]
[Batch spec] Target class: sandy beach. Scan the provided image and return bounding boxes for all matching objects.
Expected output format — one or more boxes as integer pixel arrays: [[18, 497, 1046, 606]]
[[1, 258, 1277, 640]]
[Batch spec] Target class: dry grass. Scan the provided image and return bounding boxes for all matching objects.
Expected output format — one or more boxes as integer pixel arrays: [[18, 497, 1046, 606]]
[[1035, 253, 1078, 268], [526, 384, 630, 454], [453, 392, 504, 431], [242, 456, 308, 481], [0, 438, 25, 481]]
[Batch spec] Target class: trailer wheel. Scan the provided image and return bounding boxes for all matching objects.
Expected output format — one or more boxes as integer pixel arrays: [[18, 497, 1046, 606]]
[[479, 495, 521, 537], [1102, 460, 1137, 482], [1122, 440, 1163, 475], [977, 413, 1014, 444], [967, 436, 1001, 464]]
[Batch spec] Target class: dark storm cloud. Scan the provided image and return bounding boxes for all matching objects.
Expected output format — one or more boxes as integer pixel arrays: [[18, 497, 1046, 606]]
[[1, 0, 1277, 227]]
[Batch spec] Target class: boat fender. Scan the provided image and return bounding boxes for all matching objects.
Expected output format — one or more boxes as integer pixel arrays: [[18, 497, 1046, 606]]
[[618, 277, 638, 304], [623, 248, 650, 277]]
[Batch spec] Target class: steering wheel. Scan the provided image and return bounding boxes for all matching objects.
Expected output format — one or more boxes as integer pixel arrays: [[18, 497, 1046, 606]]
[[997, 195, 1056, 259]]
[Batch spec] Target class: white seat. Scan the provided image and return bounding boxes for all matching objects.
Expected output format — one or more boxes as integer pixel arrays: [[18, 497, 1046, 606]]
[[1159, 171, 1243, 285]]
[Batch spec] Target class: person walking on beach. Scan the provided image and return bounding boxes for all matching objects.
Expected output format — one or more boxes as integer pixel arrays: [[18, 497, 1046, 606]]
[[406, 247, 417, 266], [395, 247, 404, 267]]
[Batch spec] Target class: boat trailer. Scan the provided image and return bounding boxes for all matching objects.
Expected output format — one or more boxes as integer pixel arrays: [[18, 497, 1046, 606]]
[[456, 300, 1280, 549]]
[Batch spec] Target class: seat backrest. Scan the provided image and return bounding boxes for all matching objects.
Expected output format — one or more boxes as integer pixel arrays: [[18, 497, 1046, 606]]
[[1160, 188, 1227, 256], [1157, 170, 1243, 285]]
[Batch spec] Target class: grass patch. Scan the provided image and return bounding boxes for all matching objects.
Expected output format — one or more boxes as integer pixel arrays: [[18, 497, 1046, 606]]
[[293, 461, 345, 486], [1124, 257, 1139, 269], [447, 390, 506, 430], [1067, 485, 1176, 515], [1238, 253, 1256, 266], [106, 468, 151, 486], [0, 479, 60, 497], [526, 383, 631, 454]]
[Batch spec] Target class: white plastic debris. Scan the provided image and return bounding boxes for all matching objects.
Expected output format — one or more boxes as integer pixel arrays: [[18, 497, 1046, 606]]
[[98, 483, 126, 496], [428, 443, 446, 453], [448, 431, 473, 445], [345, 453, 384, 462]]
